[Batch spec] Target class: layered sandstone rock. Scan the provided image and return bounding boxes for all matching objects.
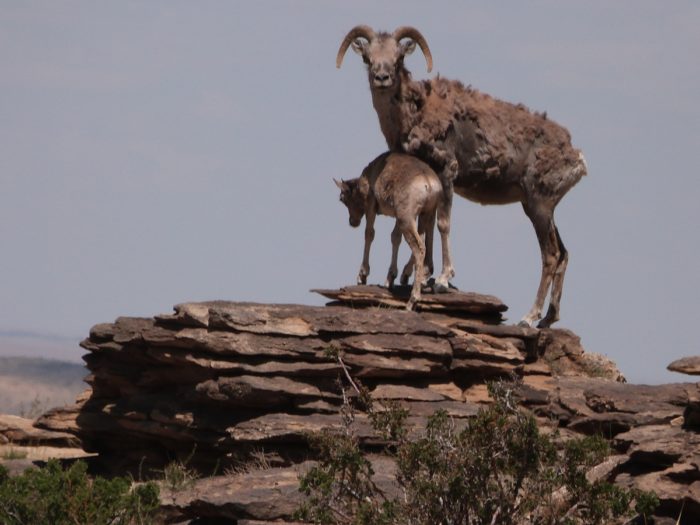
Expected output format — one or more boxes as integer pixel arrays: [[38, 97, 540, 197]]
[[33, 286, 700, 523], [0, 414, 78, 448]]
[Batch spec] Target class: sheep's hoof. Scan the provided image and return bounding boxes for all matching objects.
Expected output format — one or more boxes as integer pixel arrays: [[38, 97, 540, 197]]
[[536, 317, 557, 329], [518, 318, 542, 328], [536, 306, 559, 329], [433, 282, 449, 293], [405, 299, 417, 311], [433, 280, 458, 293], [433, 273, 457, 293]]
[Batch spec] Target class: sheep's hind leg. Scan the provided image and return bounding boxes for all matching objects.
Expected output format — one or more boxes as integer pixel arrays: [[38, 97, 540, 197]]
[[434, 159, 458, 293], [385, 221, 402, 288]]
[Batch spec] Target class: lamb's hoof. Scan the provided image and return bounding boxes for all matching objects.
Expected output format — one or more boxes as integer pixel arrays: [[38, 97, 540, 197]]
[[405, 299, 417, 311], [517, 320, 532, 328]]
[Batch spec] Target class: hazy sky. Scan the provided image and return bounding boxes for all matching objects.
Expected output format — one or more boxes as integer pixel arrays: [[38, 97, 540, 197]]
[[1, 2, 698, 384]]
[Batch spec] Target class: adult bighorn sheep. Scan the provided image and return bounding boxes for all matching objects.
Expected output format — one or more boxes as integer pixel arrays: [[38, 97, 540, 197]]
[[337, 25, 587, 328], [335, 152, 444, 310]]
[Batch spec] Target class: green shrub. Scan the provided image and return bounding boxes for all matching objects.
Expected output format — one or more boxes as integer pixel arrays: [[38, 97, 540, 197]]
[[0, 459, 159, 525], [296, 367, 658, 525]]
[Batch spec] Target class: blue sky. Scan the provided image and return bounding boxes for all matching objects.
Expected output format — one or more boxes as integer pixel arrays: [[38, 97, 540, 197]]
[[1, 2, 699, 383]]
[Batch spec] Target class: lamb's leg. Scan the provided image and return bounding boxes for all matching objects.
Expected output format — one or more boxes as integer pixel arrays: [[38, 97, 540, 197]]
[[401, 206, 436, 287], [385, 221, 402, 287], [519, 203, 559, 327], [401, 218, 426, 311], [538, 226, 568, 328], [358, 207, 376, 285], [434, 159, 458, 292]]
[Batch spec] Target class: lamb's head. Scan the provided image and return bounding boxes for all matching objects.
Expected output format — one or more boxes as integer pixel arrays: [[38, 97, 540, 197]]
[[334, 177, 367, 228], [336, 26, 432, 92]]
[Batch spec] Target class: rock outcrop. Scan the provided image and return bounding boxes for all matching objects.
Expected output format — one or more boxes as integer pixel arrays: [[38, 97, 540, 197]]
[[0, 414, 79, 448], [34, 286, 700, 523]]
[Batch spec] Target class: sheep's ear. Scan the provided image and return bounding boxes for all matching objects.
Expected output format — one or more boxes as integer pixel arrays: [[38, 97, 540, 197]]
[[333, 178, 345, 190], [400, 39, 416, 56], [351, 39, 368, 56]]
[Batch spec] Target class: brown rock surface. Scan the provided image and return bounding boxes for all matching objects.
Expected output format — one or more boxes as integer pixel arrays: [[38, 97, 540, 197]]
[[312, 284, 507, 315], [0, 414, 79, 448], [160, 456, 397, 524], [32, 286, 700, 523], [160, 463, 307, 522], [668, 356, 700, 376]]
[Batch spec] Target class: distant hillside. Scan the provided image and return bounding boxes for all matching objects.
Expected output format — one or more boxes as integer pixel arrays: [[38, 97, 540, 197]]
[[0, 357, 87, 417], [0, 332, 83, 362]]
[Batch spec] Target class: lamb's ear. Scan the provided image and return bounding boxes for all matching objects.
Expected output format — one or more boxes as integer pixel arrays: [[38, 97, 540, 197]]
[[400, 40, 416, 56], [358, 177, 370, 198], [333, 178, 345, 190]]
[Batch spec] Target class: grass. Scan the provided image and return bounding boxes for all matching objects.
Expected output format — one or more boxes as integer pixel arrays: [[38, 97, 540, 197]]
[[224, 447, 274, 476], [157, 446, 199, 491]]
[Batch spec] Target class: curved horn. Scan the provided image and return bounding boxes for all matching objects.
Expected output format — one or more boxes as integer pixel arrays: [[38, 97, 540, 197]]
[[392, 26, 433, 73], [336, 25, 376, 68]]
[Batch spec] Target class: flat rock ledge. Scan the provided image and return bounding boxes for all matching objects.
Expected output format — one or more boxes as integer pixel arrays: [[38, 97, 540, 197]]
[[0, 414, 79, 448], [32, 286, 700, 523], [669, 356, 700, 376]]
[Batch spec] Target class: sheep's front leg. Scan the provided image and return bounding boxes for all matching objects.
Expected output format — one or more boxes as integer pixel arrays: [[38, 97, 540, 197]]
[[434, 158, 458, 292], [400, 255, 415, 286], [357, 207, 376, 285], [385, 221, 402, 287], [519, 202, 560, 328]]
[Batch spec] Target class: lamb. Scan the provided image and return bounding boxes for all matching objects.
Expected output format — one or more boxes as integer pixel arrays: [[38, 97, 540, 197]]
[[335, 152, 445, 310], [336, 25, 588, 328]]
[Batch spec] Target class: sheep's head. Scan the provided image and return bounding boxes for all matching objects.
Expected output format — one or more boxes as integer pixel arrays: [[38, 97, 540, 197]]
[[334, 177, 367, 228], [336, 26, 432, 92]]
